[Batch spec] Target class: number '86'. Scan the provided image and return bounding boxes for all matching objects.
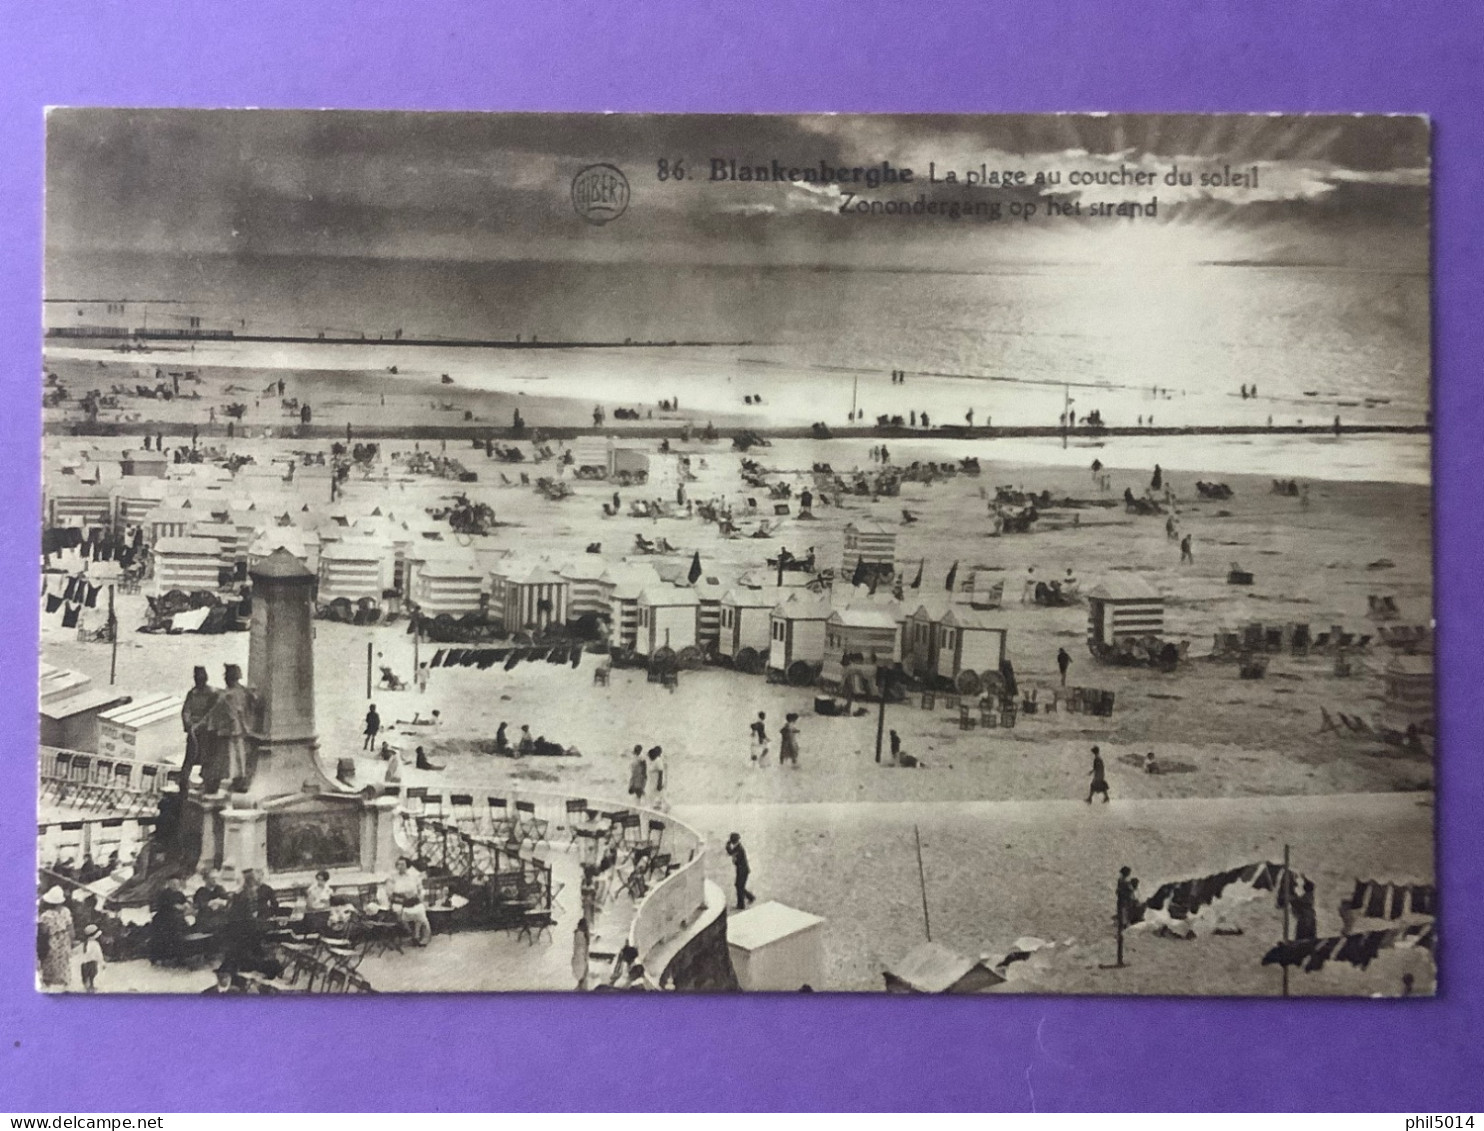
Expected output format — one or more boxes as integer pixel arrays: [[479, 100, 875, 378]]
[[657, 159, 686, 181]]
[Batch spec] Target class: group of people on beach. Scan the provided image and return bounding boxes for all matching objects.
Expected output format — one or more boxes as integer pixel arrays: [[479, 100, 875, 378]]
[[626, 744, 668, 808], [748, 710, 801, 769]]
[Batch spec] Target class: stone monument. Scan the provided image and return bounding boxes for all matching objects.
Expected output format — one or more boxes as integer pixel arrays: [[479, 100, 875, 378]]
[[189, 548, 401, 887]]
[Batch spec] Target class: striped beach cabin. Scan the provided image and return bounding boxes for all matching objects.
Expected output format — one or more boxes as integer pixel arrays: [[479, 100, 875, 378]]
[[693, 576, 726, 652], [150, 536, 223, 596], [413, 550, 485, 616], [841, 521, 897, 579], [97, 692, 187, 765], [559, 559, 615, 623], [489, 566, 569, 633], [902, 595, 953, 679], [45, 482, 113, 529], [316, 537, 390, 603], [1086, 575, 1165, 650]]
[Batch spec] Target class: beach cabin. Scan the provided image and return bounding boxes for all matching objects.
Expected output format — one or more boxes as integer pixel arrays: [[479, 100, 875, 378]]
[[489, 566, 569, 633], [935, 607, 1008, 693], [826, 606, 901, 664], [39, 663, 93, 706], [609, 446, 650, 483], [110, 478, 168, 531], [559, 559, 615, 624], [96, 692, 186, 765], [841, 520, 897, 580], [693, 575, 726, 652], [45, 482, 113, 530], [635, 585, 700, 657], [119, 449, 169, 478], [572, 437, 610, 478], [247, 525, 321, 574], [718, 588, 777, 671], [902, 595, 953, 679], [726, 902, 827, 993], [148, 505, 197, 546], [1086, 575, 1165, 652], [151, 536, 224, 596], [1381, 656, 1434, 736], [883, 941, 1004, 995], [189, 519, 240, 572], [767, 592, 832, 679], [316, 538, 390, 603], [41, 687, 132, 754], [412, 551, 485, 616]]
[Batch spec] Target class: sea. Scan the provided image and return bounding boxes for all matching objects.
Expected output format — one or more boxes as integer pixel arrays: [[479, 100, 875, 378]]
[[45, 252, 1431, 484]]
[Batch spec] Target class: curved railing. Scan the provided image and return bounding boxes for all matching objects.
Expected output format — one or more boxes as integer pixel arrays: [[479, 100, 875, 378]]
[[390, 782, 707, 972]]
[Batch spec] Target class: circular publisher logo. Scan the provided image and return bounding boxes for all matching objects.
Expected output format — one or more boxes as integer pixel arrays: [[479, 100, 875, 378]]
[[571, 163, 630, 225]]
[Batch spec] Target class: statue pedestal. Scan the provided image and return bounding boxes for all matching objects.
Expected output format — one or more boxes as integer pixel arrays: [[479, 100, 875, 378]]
[[209, 788, 404, 886]]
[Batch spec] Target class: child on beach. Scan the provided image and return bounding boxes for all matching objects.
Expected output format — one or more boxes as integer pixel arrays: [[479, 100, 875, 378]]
[[749, 712, 770, 767], [79, 923, 104, 993]]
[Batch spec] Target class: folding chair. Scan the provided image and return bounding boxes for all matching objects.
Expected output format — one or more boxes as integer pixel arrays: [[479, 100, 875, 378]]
[[420, 793, 446, 822], [344, 970, 376, 993], [516, 904, 555, 945], [448, 793, 478, 831], [980, 705, 998, 728], [564, 798, 590, 847], [515, 800, 548, 844], [920, 690, 936, 711], [942, 693, 960, 712], [486, 796, 518, 841], [82, 759, 116, 812], [43, 751, 73, 802], [647, 852, 673, 884], [57, 756, 92, 807], [958, 704, 976, 730], [646, 818, 667, 850], [619, 811, 644, 845], [100, 762, 135, 811]]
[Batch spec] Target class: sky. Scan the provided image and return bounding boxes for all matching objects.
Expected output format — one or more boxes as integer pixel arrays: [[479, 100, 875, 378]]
[[45, 110, 1429, 272]]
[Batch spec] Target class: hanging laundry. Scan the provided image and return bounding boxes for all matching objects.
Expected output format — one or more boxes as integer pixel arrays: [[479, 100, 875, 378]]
[[477, 651, 498, 670], [503, 652, 521, 671], [570, 648, 582, 669], [45, 594, 62, 614], [1389, 885, 1408, 920], [63, 576, 81, 602], [1364, 883, 1389, 919], [62, 603, 81, 628], [84, 583, 101, 609], [430, 649, 446, 669]]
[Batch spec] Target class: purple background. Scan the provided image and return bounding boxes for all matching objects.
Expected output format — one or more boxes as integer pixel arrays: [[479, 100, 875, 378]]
[[2, 0, 1480, 1112]]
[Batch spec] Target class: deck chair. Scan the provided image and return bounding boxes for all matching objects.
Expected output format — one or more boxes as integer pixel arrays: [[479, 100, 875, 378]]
[[448, 793, 478, 830], [919, 690, 936, 711], [81, 759, 116, 811], [516, 904, 555, 945], [100, 762, 136, 811], [1318, 707, 1344, 734], [43, 751, 73, 802], [420, 793, 446, 822], [57, 755, 92, 807], [958, 704, 976, 730], [646, 818, 667, 849], [1356, 634, 1372, 649], [514, 800, 548, 844], [1311, 632, 1331, 651], [618, 810, 644, 845]]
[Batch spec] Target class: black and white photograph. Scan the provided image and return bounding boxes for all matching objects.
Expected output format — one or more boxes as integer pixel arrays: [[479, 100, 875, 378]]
[[36, 110, 1434, 995]]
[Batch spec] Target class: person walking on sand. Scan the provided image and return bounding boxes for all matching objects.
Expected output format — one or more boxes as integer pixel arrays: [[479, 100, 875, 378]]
[[572, 917, 591, 990], [1087, 745, 1111, 804], [1180, 534, 1194, 565], [780, 713, 800, 768], [1022, 567, 1037, 604], [363, 704, 381, 750], [749, 711, 770, 767], [1057, 647, 1072, 687], [628, 746, 648, 802], [415, 663, 429, 695], [647, 746, 668, 809], [726, 833, 756, 910], [1151, 464, 1163, 493]]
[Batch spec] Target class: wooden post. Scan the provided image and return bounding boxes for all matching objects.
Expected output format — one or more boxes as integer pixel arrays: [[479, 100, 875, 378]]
[[874, 665, 889, 763], [1282, 843, 1291, 998], [366, 641, 373, 699], [914, 824, 931, 941], [107, 584, 118, 686], [1115, 881, 1125, 967]]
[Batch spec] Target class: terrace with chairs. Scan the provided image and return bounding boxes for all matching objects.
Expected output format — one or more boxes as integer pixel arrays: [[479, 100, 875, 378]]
[[36, 780, 720, 993]]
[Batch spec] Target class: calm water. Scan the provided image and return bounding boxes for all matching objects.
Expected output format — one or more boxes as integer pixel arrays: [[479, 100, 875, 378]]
[[46, 252, 1430, 481]]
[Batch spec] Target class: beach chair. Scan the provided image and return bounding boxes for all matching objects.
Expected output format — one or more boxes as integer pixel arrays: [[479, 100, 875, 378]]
[[647, 818, 667, 849], [1318, 707, 1344, 735], [593, 663, 610, 686], [1356, 634, 1372, 650], [920, 691, 936, 711], [42, 751, 72, 802], [448, 793, 478, 831], [958, 703, 976, 730], [515, 800, 548, 844], [1311, 631, 1331, 652], [942, 693, 960, 712]]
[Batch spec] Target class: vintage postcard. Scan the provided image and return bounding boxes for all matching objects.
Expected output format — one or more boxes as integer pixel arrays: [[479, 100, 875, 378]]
[[37, 111, 1433, 995]]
